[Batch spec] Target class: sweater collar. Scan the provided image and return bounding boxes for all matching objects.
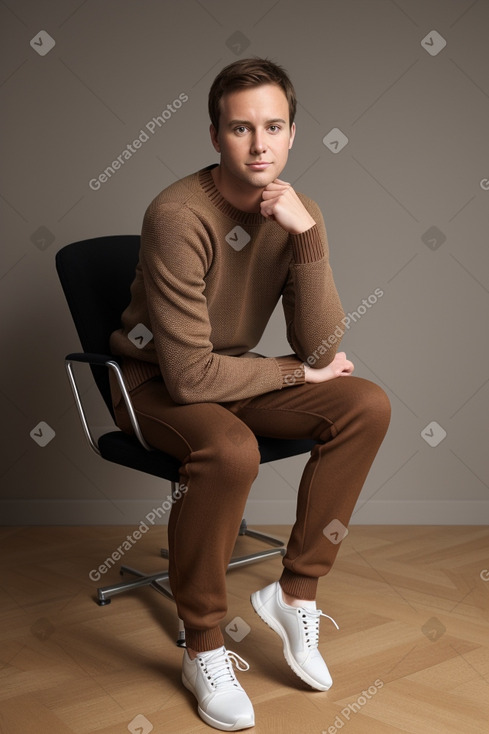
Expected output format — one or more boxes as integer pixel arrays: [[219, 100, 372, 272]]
[[198, 165, 268, 226]]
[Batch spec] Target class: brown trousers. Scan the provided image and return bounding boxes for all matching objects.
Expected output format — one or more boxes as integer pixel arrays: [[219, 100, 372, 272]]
[[111, 370, 390, 652]]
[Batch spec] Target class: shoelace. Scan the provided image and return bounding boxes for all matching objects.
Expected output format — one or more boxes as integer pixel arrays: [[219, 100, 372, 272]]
[[198, 647, 250, 690], [298, 608, 339, 649]]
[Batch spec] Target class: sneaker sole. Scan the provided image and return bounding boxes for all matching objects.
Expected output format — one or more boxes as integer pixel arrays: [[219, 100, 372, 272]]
[[250, 590, 332, 692], [182, 671, 255, 731]]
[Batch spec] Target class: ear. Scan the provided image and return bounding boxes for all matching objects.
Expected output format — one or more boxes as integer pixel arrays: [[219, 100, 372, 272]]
[[210, 124, 221, 153], [288, 122, 296, 150]]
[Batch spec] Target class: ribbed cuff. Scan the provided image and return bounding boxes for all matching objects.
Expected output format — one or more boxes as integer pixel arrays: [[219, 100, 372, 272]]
[[275, 356, 306, 388], [184, 625, 224, 652], [121, 356, 161, 391], [279, 568, 318, 601], [290, 225, 324, 263]]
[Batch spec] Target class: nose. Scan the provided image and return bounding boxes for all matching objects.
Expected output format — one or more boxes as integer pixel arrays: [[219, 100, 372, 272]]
[[251, 130, 267, 155]]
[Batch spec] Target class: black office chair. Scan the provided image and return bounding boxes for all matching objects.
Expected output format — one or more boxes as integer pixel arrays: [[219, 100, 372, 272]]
[[55, 236, 317, 632]]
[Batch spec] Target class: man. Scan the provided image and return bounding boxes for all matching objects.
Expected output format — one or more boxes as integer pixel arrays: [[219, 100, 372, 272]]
[[110, 58, 390, 731]]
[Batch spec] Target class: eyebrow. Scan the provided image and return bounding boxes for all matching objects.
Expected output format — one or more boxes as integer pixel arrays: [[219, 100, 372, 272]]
[[227, 118, 287, 127]]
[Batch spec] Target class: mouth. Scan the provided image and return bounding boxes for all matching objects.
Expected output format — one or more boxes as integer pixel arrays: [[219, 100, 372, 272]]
[[246, 162, 271, 171]]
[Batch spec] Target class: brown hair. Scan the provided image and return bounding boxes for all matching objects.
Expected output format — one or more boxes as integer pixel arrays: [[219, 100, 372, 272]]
[[208, 57, 297, 132]]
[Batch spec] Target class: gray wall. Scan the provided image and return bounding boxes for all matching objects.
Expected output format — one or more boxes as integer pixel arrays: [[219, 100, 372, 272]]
[[1, 0, 488, 525]]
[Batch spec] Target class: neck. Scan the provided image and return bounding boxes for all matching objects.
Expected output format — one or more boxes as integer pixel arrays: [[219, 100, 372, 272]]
[[211, 165, 263, 214]]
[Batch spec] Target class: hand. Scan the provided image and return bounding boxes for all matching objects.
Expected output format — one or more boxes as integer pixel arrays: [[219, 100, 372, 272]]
[[260, 179, 316, 234], [304, 352, 354, 383]]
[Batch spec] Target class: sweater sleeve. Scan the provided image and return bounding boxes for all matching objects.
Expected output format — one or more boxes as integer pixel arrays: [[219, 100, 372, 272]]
[[140, 202, 304, 404], [281, 198, 345, 369]]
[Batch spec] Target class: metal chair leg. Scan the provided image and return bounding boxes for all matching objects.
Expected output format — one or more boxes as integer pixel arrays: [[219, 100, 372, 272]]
[[96, 566, 172, 605], [160, 517, 286, 567]]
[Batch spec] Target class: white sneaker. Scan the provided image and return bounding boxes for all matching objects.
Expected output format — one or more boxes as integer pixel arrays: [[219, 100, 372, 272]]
[[250, 581, 338, 691], [182, 645, 255, 731]]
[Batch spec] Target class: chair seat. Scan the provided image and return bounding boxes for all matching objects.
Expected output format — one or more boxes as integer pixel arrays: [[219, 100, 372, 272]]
[[98, 431, 181, 481], [98, 430, 318, 482]]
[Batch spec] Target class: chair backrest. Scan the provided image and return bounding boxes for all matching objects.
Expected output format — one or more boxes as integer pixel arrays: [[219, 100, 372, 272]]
[[55, 235, 140, 416]]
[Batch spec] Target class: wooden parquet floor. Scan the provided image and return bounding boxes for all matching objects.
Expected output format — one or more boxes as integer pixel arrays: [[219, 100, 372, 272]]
[[0, 525, 488, 733]]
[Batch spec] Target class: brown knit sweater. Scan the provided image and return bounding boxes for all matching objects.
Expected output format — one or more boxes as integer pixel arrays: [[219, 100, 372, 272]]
[[110, 165, 345, 404]]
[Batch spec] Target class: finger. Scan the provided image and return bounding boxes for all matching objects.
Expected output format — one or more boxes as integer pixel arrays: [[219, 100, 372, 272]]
[[259, 202, 276, 219], [263, 180, 290, 192], [260, 197, 277, 211], [261, 188, 284, 199]]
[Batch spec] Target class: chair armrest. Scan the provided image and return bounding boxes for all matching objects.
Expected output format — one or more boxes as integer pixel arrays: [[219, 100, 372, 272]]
[[65, 351, 121, 366], [64, 353, 152, 454]]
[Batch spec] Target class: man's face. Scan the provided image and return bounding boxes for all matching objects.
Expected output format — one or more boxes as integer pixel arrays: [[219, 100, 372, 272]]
[[210, 83, 296, 190]]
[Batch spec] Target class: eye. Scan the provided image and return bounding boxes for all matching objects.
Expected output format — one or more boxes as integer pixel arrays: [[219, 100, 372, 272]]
[[268, 125, 282, 133], [234, 126, 248, 135]]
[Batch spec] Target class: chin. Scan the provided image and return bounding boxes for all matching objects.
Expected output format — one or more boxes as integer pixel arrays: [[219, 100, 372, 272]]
[[244, 171, 276, 188]]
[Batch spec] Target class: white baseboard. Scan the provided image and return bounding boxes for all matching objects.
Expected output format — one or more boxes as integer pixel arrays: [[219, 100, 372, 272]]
[[348, 500, 489, 525], [245, 500, 489, 525], [1, 499, 488, 525]]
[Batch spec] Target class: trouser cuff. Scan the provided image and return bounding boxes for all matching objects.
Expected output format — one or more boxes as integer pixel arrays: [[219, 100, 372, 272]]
[[279, 567, 318, 600], [184, 625, 224, 653]]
